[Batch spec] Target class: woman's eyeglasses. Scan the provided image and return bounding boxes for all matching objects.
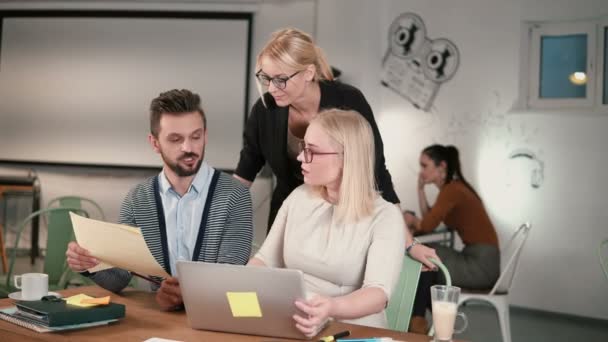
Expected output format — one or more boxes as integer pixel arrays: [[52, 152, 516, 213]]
[[299, 141, 341, 163], [255, 70, 301, 90]]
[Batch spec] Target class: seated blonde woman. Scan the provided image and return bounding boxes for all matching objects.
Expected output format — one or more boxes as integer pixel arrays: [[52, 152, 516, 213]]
[[248, 109, 406, 336]]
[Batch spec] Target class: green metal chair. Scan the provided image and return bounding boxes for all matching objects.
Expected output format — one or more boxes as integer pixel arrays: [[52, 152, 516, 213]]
[[46, 196, 106, 221], [0, 207, 89, 297], [600, 239, 608, 282], [46, 196, 108, 287], [387, 256, 450, 332]]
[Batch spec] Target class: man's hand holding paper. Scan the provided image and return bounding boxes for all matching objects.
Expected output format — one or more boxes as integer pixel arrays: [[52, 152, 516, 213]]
[[68, 213, 171, 279], [66, 241, 100, 272]]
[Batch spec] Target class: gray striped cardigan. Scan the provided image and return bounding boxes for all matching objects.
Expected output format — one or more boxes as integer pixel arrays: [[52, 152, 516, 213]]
[[88, 169, 253, 293]]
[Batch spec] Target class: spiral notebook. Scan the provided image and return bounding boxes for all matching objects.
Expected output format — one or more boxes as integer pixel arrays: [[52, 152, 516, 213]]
[[0, 306, 117, 333]]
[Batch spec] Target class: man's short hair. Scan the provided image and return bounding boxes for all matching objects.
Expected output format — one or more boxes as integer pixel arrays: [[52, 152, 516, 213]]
[[150, 89, 207, 137]]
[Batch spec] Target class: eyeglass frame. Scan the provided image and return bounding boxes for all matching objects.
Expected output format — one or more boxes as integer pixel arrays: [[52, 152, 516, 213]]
[[255, 69, 302, 90], [299, 141, 342, 163]]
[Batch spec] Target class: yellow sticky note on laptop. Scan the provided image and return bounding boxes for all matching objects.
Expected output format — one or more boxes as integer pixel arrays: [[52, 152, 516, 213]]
[[226, 292, 262, 317]]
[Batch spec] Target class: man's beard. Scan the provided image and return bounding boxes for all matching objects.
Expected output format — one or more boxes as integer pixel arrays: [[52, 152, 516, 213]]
[[162, 149, 204, 177]]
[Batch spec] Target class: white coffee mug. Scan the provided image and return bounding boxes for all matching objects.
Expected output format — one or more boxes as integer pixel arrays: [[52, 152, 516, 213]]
[[14, 273, 49, 300]]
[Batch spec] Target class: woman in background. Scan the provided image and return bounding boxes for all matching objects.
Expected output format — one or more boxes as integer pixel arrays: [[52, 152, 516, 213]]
[[233, 27, 399, 232], [404, 144, 500, 333]]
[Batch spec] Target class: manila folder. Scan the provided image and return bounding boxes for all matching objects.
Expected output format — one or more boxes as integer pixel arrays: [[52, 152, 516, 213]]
[[70, 212, 170, 278]]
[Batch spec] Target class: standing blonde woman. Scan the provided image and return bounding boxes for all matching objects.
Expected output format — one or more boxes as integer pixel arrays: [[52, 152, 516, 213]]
[[233, 27, 399, 232]]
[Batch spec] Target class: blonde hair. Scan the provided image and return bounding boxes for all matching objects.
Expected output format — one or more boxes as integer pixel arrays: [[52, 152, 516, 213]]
[[310, 109, 377, 223], [255, 28, 333, 103]]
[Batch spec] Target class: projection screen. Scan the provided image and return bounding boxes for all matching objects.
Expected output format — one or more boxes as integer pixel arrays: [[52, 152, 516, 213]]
[[0, 11, 252, 169]]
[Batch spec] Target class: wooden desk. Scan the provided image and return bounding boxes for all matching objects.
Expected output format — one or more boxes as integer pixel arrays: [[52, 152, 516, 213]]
[[0, 286, 455, 342]]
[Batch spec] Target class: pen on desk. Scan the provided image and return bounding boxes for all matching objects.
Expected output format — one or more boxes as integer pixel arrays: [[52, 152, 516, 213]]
[[319, 330, 351, 342], [336, 338, 394, 342], [131, 271, 162, 286]]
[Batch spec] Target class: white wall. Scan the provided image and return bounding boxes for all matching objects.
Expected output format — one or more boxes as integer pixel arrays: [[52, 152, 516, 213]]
[[316, 0, 608, 320]]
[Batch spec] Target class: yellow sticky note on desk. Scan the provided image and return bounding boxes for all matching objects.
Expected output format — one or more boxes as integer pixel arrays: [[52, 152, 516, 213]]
[[65, 294, 99, 307], [65, 294, 110, 307], [226, 292, 262, 317], [81, 296, 110, 305]]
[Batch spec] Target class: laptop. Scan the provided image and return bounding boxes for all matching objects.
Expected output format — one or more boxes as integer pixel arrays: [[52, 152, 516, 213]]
[[177, 261, 310, 340]]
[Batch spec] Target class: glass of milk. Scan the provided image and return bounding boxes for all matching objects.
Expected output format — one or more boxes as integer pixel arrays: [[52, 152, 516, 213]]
[[431, 285, 468, 341]]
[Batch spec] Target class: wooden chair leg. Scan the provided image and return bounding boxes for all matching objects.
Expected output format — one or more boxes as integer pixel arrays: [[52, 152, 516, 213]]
[[0, 223, 8, 273]]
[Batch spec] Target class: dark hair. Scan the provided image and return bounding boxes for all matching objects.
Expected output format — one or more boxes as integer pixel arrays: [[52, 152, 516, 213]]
[[150, 89, 206, 137], [422, 144, 481, 200]]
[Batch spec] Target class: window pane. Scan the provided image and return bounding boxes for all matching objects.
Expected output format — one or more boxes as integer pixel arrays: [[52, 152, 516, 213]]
[[539, 34, 587, 99], [604, 27, 607, 105]]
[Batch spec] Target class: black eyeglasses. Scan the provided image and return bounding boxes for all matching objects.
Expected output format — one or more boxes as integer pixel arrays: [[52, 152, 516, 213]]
[[255, 70, 301, 90], [299, 141, 341, 163]]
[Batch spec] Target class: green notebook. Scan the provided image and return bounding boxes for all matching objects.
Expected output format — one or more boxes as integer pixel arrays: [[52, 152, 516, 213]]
[[0, 307, 118, 333], [15, 296, 125, 327]]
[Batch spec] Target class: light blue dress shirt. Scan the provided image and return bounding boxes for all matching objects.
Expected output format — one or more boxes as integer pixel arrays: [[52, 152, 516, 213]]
[[158, 162, 213, 276]]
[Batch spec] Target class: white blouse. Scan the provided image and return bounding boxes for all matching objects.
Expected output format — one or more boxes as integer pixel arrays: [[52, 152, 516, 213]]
[[255, 185, 405, 328]]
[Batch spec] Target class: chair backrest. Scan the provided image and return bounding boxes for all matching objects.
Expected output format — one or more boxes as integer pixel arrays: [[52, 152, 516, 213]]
[[44, 207, 92, 286], [386, 255, 422, 332], [491, 222, 532, 295], [47, 196, 106, 221], [600, 239, 608, 282], [4, 207, 89, 290], [386, 256, 451, 332]]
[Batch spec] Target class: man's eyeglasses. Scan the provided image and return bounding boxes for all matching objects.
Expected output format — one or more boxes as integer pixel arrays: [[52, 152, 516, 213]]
[[299, 141, 341, 163], [255, 70, 301, 90]]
